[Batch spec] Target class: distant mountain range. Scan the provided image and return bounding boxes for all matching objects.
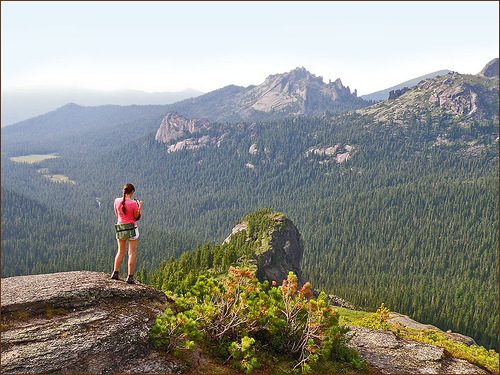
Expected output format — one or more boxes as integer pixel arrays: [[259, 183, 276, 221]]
[[0, 88, 203, 127], [4, 61, 497, 128], [3, 62, 498, 157]]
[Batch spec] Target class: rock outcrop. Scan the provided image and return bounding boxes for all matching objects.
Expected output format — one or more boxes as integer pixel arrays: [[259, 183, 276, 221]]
[[388, 87, 410, 100], [248, 143, 258, 155], [306, 144, 354, 164], [155, 112, 229, 154], [166, 134, 227, 154], [347, 326, 488, 374], [1, 271, 178, 374], [223, 211, 305, 285], [155, 112, 211, 144], [427, 79, 492, 119], [360, 72, 499, 123], [479, 58, 499, 78]]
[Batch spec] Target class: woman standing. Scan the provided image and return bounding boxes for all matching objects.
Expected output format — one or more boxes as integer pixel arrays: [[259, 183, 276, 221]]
[[111, 183, 143, 284]]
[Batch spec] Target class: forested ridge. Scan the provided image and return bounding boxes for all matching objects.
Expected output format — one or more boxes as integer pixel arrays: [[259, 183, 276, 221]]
[[1, 74, 498, 350]]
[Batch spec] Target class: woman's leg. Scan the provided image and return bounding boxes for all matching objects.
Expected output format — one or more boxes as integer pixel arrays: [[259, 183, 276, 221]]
[[128, 239, 137, 276], [114, 239, 127, 272]]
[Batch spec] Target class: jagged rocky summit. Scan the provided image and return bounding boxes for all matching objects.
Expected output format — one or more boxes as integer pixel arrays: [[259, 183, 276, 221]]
[[0, 271, 179, 374], [237, 66, 365, 116], [168, 67, 368, 121]]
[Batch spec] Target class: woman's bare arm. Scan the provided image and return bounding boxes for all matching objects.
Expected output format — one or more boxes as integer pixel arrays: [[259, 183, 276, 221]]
[[135, 200, 143, 221]]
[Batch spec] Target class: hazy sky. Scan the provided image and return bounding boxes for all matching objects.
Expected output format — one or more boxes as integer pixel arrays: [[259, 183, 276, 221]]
[[2, 1, 498, 95]]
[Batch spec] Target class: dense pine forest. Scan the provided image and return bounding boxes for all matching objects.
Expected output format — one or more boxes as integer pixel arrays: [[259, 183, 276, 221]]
[[2, 75, 498, 350]]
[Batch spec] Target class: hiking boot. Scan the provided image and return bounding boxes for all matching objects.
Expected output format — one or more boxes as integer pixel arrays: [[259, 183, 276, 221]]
[[126, 275, 135, 284], [110, 271, 120, 280]]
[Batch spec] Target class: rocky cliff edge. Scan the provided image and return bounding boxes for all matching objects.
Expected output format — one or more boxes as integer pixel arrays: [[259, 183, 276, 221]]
[[1, 271, 179, 374]]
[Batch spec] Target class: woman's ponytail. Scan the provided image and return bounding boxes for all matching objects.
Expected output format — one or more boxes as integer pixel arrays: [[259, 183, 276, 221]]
[[121, 191, 127, 214], [121, 183, 135, 214]]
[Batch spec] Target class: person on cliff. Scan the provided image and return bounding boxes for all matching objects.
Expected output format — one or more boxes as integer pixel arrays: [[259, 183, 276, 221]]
[[111, 183, 143, 284]]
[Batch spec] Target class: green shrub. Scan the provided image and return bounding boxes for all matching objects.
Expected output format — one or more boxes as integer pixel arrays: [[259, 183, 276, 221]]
[[229, 336, 259, 373], [151, 267, 366, 373]]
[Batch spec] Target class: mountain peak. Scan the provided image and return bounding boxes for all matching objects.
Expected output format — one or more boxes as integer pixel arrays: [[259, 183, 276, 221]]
[[239, 67, 365, 116], [263, 66, 322, 84], [288, 66, 318, 79], [164, 67, 368, 121]]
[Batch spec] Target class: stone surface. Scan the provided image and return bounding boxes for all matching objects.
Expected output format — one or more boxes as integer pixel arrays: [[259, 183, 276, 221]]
[[347, 326, 488, 374], [259, 215, 304, 285], [238, 67, 366, 116], [1, 271, 178, 374], [223, 213, 305, 285], [388, 87, 410, 100], [307, 145, 340, 157], [248, 143, 258, 155], [306, 144, 354, 165], [155, 112, 211, 144], [389, 312, 478, 347], [388, 312, 438, 331], [167, 135, 212, 153], [480, 58, 499, 77], [327, 294, 355, 309], [336, 152, 351, 164], [360, 72, 498, 123]]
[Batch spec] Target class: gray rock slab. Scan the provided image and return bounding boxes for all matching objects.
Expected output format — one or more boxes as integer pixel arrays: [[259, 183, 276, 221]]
[[1, 271, 177, 374], [346, 326, 488, 374]]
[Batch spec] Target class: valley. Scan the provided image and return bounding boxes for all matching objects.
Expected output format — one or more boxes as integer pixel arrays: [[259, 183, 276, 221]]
[[1, 64, 498, 351]]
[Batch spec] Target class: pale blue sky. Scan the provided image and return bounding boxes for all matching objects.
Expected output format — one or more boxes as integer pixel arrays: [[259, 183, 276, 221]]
[[2, 1, 498, 95]]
